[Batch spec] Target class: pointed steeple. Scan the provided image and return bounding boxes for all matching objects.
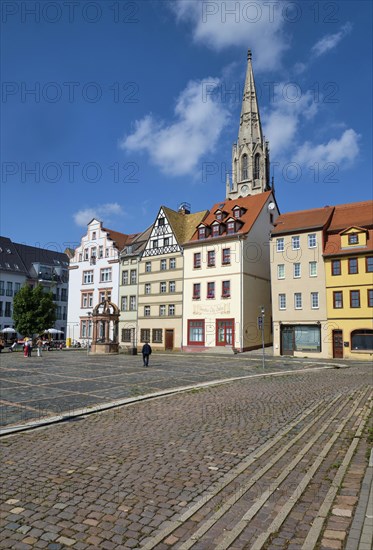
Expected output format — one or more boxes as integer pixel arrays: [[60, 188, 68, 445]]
[[227, 49, 270, 200]]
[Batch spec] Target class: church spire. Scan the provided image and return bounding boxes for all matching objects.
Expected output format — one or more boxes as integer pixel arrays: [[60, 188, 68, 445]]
[[226, 49, 270, 200]]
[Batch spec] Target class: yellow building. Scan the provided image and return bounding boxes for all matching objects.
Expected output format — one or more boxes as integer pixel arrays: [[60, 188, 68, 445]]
[[324, 201, 373, 359]]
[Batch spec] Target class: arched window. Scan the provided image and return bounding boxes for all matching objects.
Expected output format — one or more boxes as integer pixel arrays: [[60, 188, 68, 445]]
[[254, 153, 260, 180], [351, 329, 373, 351], [241, 155, 248, 180]]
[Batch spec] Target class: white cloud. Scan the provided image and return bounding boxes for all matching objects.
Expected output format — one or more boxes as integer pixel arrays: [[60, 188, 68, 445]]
[[120, 78, 230, 177], [294, 129, 360, 167], [73, 203, 123, 227], [263, 84, 320, 156], [311, 23, 352, 57], [169, 0, 288, 71]]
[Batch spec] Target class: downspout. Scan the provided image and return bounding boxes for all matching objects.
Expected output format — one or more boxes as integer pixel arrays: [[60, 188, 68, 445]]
[[239, 235, 243, 352]]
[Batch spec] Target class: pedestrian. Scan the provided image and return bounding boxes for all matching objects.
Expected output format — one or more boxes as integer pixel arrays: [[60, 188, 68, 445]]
[[141, 342, 152, 367], [0, 339, 4, 353], [27, 339, 32, 357], [23, 340, 29, 357], [36, 338, 43, 357]]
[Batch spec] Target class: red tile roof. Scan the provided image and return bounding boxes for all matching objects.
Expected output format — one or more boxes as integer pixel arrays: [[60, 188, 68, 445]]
[[324, 229, 373, 256], [189, 192, 273, 241], [102, 227, 139, 251], [326, 201, 373, 232], [271, 206, 334, 235]]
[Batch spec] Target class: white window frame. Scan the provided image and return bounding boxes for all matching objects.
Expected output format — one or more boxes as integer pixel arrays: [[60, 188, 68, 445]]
[[160, 282, 167, 293], [160, 305, 166, 316], [308, 233, 317, 248], [294, 293, 302, 309], [168, 304, 175, 316], [292, 236, 300, 250], [169, 281, 176, 293], [311, 292, 319, 309], [100, 268, 112, 283], [144, 306, 150, 317], [309, 261, 317, 277], [145, 283, 151, 295], [279, 294, 286, 310], [277, 264, 285, 279], [160, 259, 167, 271], [276, 238, 284, 252], [293, 263, 301, 278]]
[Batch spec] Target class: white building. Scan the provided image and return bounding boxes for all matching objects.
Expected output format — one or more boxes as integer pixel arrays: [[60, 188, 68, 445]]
[[67, 219, 135, 343]]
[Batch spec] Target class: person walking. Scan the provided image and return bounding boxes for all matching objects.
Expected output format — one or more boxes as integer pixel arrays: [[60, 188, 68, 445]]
[[27, 339, 32, 357], [36, 338, 43, 357], [23, 340, 29, 357], [141, 342, 152, 367]]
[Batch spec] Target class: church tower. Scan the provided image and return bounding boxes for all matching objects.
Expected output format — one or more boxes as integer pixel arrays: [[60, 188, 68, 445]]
[[226, 50, 271, 199]]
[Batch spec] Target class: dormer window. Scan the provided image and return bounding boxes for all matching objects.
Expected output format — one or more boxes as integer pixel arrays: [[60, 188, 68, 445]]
[[216, 213, 222, 221], [212, 225, 220, 238], [227, 221, 236, 235], [198, 227, 206, 240], [348, 234, 359, 245]]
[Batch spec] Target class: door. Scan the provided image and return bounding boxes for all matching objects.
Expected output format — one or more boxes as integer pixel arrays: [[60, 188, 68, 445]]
[[281, 326, 294, 356], [165, 329, 174, 351], [216, 319, 235, 346], [332, 330, 343, 358]]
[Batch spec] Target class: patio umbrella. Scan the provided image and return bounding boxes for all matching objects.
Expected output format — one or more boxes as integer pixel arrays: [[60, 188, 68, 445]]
[[45, 329, 64, 334], [0, 327, 16, 333]]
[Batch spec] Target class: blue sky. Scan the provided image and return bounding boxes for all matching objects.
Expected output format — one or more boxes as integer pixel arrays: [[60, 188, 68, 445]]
[[1, 0, 372, 252]]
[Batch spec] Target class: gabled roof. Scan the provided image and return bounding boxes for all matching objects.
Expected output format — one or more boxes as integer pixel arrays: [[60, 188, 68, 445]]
[[271, 206, 334, 236], [13, 242, 69, 272], [339, 226, 368, 236], [162, 207, 209, 245], [327, 201, 373, 232], [120, 226, 153, 256], [101, 227, 137, 251], [189, 191, 272, 241], [324, 229, 373, 257]]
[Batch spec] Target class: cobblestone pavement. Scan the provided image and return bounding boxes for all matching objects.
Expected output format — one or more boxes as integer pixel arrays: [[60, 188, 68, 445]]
[[0, 349, 361, 429], [0, 362, 372, 549]]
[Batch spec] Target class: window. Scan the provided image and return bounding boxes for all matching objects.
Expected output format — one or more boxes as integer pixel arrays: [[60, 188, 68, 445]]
[[152, 329, 163, 343], [222, 280, 230, 298], [91, 247, 97, 258], [212, 225, 220, 237], [84, 249, 89, 260], [193, 283, 201, 300], [279, 294, 286, 310], [122, 271, 128, 285], [368, 289, 373, 307], [348, 258, 358, 274], [169, 281, 175, 293], [129, 296, 136, 311], [294, 293, 302, 309], [348, 234, 359, 245], [350, 290, 360, 308], [254, 153, 260, 180], [5, 302, 11, 317], [121, 296, 128, 311], [333, 291, 343, 309], [100, 268, 112, 283], [140, 329, 150, 343], [160, 259, 167, 271], [61, 288, 67, 301], [277, 264, 285, 279], [14, 283, 21, 295], [198, 227, 206, 239], [194, 252, 201, 269], [292, 236, 300, 250], [144, 306, 150, 317], [293, 263, 301, 278], [351, 330, 373, 351], [79, 253, 82, 262], [6, 282, 13, 296], [332, 260, 341, 276], [207, 250, 215, 267], [160, 282, 167, 293], [145, 283, 151, 295], [92, 231, 96, 240], [145, 261, 151, 273], [105, 248, 110, 258], [99, 246, 103, 258], [366, 257, 373, 273], [293, 325, 321, 352], [83, 271, 93, 284], [82, 292, 93, 308], [222, 248, 231, 265], [169, 257, 176, 269], [188, 320, 205, 345], [308, 234, 317, 248], [0, 281, 4, 296], [130, 270, 137, 284], [227, 221, 235, 235], [233, 208, 241, 219], [168, 304, 175, 316], [276, 238, 284, 252], [207, 282, 215, 299], [0, 302, 3, 316], [159, 305, 166, 316], [309, 261, 317, 277], [311, 292, 319, 309], [242, 154, 248, 180], [158, 217, 165, 226], [216, 211, 223, 221], [121, 329, 132, 343]]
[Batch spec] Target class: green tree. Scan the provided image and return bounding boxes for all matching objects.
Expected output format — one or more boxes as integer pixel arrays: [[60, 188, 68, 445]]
[[13, 285, 56, 336]]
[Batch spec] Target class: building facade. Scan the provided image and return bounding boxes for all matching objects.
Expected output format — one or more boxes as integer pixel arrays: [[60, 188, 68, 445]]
[[183, 192, 278, 352], [67, 219, 134, 344], [270, 208, 333, 357], [324, 201, 373, 359], [0, 236, 69, 336], [137, 205, 207, 351]]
